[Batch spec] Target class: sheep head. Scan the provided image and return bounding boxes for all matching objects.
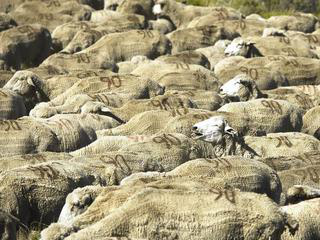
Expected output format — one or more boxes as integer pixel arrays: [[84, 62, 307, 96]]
[[219, 74, 263, 101], [29, 102, 58, 118], [224, 38, 256, 57], [153, 0, 167, 16], [81, 101, 126, 124], [4, 70, 40, 96], [4, 70, 47, 111], [191, 116, 237, 143]]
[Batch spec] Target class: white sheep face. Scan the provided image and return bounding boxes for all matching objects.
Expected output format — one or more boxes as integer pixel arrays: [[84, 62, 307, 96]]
[[192, 116, 237, 143], [220, 77, 243, 98], [4, 71, 36, 95], [224, 38, 249, 57], [262, 28, 286, 37], [153, 3, 162, 15], [220, 74, 254, 99]]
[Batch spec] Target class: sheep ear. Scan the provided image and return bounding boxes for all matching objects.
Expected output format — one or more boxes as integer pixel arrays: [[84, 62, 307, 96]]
[[27, 76, 36, 87], [224, 124, 238, 137], [245, 41, 255, 46], [239, 79, 250, 86], [100, 107, 111, 113]]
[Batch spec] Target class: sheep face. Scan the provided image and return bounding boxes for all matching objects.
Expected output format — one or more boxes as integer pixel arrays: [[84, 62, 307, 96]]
[[152, 0, 165, 16], [220, 77, 243, 99], [262, 28, 286, 37], [30, 102, 57, 118], [4, 71, 38, 96], [220, 74, 256, 101], [192, 116, 237, 143], [80, 101, 111, 114], [224, 38, 254, 57], [153, 0, 172, 17]]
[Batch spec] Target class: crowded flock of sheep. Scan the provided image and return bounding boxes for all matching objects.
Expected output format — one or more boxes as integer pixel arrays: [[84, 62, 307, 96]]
[[0, 0, 320, 239]]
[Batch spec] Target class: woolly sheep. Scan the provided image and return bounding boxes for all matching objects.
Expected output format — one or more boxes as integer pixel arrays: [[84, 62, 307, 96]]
[[0, 24, 52, 70]]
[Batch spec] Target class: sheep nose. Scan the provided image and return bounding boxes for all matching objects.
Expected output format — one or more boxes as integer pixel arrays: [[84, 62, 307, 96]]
[[192, 126, 198, 130]]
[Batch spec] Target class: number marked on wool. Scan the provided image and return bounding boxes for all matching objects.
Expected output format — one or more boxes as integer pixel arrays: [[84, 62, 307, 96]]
[[261, 100, 283, 114], [152, 134, 181, 149], [275, 136, 293, 148], [0, 120, 21, 131], [100, 76, 122, 89], [100, 154, 131, 176]]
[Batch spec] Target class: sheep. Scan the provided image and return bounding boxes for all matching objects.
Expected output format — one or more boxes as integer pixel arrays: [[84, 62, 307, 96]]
[[40, 179, 286, 240], [0, 88, 27, 120], [29, 96, 124, 121], [0, 13, 17, 32], [265, 57, 320, 86], [219, 74, 265, 101], [51, 21, 97, 51], [35, 113, 121, 152], [225, 36, 318, 58], [74, 114, 256, 160], [244, 132, 320, 158], [266, 12, 318, 33], [156, 50, 211, 69], [57, 155, 282, 230], [131, 62, 221, 92], [218, 99, 305, 134], [90, 9, 124, 22], [58, 185, 104, 225], [256, 151, 320, 172], [0, 24, 52, 70], [188, 19, 267, 38], [166, 25, 239, 54], [71, 132, 200, 166], [117, 0, 155, 20], [63, 15, 145, 54], [263, 86, 319, 110], [153, 0, 242, 28], [213, 56, 288, 90], [191, 115, 237, 143], [286, 185, 320, 204], [280, 198, 320, 240], [29, 74, 165, 118], [117, 55, 152, 74], [41, 30, 171, 70], [123, 156, 282, 201], [0, 113, 120, 156], [104, 0, 125, 10], [0, 152, 72, 172], [224, 37, 262, 57], [278, 165, 320, 200], [0, 117, 61, 157], [3, 69, 118, 113], [96, 106, 301, 140], [164, 90, 226, 111], [0, 155, 124, 232], [285, 31, 320, 53], [103, 94, 197, 122], [148, 18, 174, 34], [214, 56, 320, 90], [195, 40, 231, 70], [8, 1, 93, 32], [302, 106, 320, 140]]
